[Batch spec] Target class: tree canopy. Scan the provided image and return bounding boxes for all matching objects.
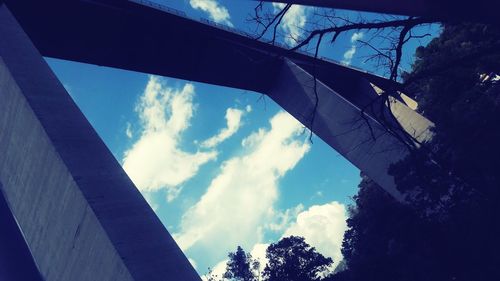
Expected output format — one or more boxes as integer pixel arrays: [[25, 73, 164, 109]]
[[330, 22, 500, 281], [263, 236, 333, 281], [224, 246, 259, 281], [216, 237, 334, 281]]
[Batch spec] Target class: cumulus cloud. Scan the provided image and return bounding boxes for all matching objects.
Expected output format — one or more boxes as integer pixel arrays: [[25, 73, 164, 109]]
[[282, 202, 348, 270], [174, 111, 310, 260], [272, 3, 308, 45], [201, 108, 244, 148], [250, 243, 269, 265], [201, 259, 227, 281], [206, 200, 347, 278], [351, 32, 364, 42], [142, 192, 159, 211], [342, 32, 364, 65], [190, 0, 232, 26], [125, 122, 133, 139], [265, 204, 305, 233], [122, 76, 217, 199], [342, 46, 356, 65]]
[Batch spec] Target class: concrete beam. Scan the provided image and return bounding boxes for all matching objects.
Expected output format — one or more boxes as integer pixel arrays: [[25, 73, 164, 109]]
[[0, 5, 199, 281], [3, 0, 398, 94], [254, 0, 497, 24], [268, 59, 433, 199]]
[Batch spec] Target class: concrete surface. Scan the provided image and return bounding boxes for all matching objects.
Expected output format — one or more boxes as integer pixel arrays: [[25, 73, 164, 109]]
[[0, 5, 200, 281], [268, 59, 433, 199]]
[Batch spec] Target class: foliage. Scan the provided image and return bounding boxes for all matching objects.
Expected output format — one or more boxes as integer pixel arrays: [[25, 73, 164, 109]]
[[263, 236, 333, 281], [328, 176, 448, 281], [400, 23, 500, 210], [332, 22, 500, 281], [216, 237, 335, 281], [224, 246, 259, 281]]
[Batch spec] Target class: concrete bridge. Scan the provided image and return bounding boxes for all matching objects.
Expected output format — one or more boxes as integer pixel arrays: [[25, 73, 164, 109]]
[[0, 1, 432, 280]]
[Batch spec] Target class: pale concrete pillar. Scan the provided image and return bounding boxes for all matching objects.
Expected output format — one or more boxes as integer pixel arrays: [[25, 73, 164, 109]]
[[0, 5, 199, 281], [267, 59, 433, 199]]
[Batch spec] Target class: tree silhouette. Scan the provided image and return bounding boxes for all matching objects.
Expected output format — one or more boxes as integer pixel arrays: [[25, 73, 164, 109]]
[[327, 22, 500, 281], [263, 236, 332, 281], [224, 246, 260, 281]]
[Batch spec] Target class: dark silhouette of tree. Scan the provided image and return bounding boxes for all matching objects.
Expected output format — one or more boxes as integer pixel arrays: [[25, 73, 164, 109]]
[[326, 22, 500, 281], [324, 175, 444, 281], [263, 236, 332, 281], [224, 246, 259, 281]]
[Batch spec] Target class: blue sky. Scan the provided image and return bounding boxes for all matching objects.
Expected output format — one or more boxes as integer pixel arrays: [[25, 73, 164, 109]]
[[45, 0, 438, 277]]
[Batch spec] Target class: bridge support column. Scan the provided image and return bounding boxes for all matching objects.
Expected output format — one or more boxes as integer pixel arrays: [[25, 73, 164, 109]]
[[267, 59, 433, 200], [0, 5, 199, 281]]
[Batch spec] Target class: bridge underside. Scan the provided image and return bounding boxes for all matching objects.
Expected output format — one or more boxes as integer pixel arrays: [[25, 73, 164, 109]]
[[0, 1, 432, 280], [256, 0, 497, 24]]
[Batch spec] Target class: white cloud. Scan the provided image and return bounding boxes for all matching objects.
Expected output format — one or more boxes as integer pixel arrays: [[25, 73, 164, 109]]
[[125, 122, 133, 139], [351, 32, 364, 43], [342, 32, 364, 65], [205, 201, 347, 278], [122, 76, 217, 198], [190, 0, 233, 26], [174, 111, 310, 260], [265, 204, 304, 233], [247, 202, 348, 273], [142, 192, 159, 211], [201, 108, 244, 148], [250, 243, 268, 264], [342, 46, 357, 65], [201, 259, 227, 281], [246, 105, 252, 113], [282, 201, 348, 270], [166, 186, 184, 203], [250, 243, 269, 275], [273, 3, 308, 45]]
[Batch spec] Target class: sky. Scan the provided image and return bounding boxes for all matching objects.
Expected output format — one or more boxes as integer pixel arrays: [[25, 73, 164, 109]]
[[45, 0, 438, 278]]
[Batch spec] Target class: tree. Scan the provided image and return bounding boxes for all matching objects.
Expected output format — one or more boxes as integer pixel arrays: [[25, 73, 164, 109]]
[[263, 236, 332, 281], [224, 246, 260, 281], [330, 175, 443, 281], [328, 22, 500, 281]]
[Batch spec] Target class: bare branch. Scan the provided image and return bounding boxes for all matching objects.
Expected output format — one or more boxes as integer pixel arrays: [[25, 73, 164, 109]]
[[253, 3, 292, 43], [289, 17, 434, 53]]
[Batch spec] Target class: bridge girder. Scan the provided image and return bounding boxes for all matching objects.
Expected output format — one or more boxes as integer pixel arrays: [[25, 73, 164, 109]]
[[254, 0, 497, 24]]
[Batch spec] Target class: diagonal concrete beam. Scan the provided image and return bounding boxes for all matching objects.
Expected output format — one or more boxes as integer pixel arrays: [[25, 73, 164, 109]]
[[254, 0, 497, 24], [0, 5, 200, 281], [268, 59, 433, 199], [3, 0, 399, 94]]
